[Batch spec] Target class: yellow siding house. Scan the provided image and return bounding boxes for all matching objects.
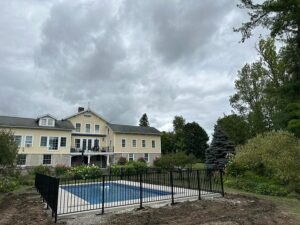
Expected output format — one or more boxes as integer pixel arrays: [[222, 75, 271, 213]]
[[0, 108, 161, 167]]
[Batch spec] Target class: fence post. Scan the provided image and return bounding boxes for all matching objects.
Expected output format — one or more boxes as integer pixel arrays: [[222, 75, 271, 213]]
[[139, 173, 144, 209], [219, 170, 224, 197], [196, 170, 201, 200], [187, 168, 191, 189], [102, 175, 105, 214], [54, 177, 60, 223], [209, 170, 212, 192], [170, 171, 175, 205]]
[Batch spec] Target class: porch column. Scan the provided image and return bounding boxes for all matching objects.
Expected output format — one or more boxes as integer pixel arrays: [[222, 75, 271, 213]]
[[88, 155, 91, 165], [106, 155, 110, 167]]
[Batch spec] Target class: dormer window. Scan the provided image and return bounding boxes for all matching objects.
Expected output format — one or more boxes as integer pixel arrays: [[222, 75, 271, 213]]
[[38, 115, 56, 127]]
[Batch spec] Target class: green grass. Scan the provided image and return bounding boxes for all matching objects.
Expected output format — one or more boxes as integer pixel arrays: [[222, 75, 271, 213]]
[[192, 163, 206, 169], [225, 186, 300, 223]]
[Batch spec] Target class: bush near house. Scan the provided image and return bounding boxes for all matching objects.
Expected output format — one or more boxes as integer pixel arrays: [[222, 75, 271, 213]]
[[31, 165, 51, 175], [117, 157, 127, 165], [225, 131, 300, 196], [55, 164, 70, 176], [67, 165, 102, 179], [154, 152, 196, 170], [110, 161, 148, 175]]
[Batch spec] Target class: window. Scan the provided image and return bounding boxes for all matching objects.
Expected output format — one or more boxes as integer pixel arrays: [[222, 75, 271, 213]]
[[82, 139, 87, 150], [142, 140, 146, 148], [95, 125, 100, 133], [40, 136, 48, 147], [25, 136, 33, 147], [60, 137, 67, 147], [121, 139, 126, 148], [94, 139, 99, 147], [49, 137, 58, 150], [41, 118, 47, 126], [14, 135, 22, 147], [109, 140, 112, 147], [152, 140, 156, 148], [88, 139, 92, 150], [43, 155, 51, 165], [132, 139, 137, 148], [85, 124, 91, 133], [17, 154, 26, 165], [128, 153, 134, 161], [75, 123, 81, 132], [75, 139, 80, 148], [144, 153, 149, 162], [48, 119, 54, 126]]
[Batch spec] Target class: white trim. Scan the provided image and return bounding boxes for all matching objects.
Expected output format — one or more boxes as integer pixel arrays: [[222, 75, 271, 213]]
[[25, 135, 33, 148], [40, 135, 48, 147], [132, 139, 137, 148], [95, 124, 100, 134], [152, 140, 156, 148], [121, 138, 126, 148], [75, 123, 81, 133], [85, 123, 91, 133], [142, 139, 146, 148], [128, 153, 134, 161]]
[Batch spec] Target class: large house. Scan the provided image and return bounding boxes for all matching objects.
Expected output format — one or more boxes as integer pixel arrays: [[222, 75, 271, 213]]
[[0, 107, 161, 167]]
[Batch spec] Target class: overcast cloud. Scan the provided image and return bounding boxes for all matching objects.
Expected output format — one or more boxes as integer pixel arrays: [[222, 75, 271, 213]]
[[0, 0, 264, 136]]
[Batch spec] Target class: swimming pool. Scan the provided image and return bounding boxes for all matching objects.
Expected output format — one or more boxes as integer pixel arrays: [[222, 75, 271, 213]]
[[62, 182, 172, 204]]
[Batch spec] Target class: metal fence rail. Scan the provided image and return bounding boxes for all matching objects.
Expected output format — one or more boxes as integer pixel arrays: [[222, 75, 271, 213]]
[[35, 169, 224, 223]]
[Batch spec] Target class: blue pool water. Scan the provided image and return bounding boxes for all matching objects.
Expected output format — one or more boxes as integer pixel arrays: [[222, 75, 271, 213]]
[[62, 182, 171, 204]]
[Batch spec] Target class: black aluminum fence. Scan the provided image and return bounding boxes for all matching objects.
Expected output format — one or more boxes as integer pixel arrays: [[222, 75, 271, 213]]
[[35, 169, 224, 223]]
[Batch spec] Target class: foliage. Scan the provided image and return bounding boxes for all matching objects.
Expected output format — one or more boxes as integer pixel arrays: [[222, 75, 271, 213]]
[[0, 176, 19, 193], [117, 156, 128, 165], [226, 131, 300, 195], [67, 165, 102, 179], [192, 163, 206, 170], [0, 129, 19, 167], [161, 131, 176, 154], [173, 115, 186, 151], [55, 164, 70, 176], [137, 157, 147, 163], [110, 161, 148, 174], [154, 152, 196, 170], [139, 113, 150, 127], [235, 1, 300, 137], [217, 114, 251, 146], [183, 122, 209, 160], [31, 165, 51, 175], [206, 125, 234, 170]]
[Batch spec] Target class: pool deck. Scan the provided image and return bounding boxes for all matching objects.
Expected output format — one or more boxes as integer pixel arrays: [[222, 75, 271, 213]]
[[57, 180, 221, 216]]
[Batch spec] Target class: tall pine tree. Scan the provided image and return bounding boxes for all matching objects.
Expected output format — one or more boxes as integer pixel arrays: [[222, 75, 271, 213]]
[[206, 125, 234, 170], [139, 113, 150, 127]]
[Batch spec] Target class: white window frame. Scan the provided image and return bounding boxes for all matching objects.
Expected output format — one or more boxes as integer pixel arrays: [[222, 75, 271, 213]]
[[132, 139, 137, 148], [128, 153, 134, 161], [142, 139, 146, 148], [75, 123, 81, 132], [43, 154, 51, 165], [85, 124, 91, 133], [95, 124, 100, 134], [17, 154, 26, 166], [144, 153, 149, 162], [48, 118, 54, 126], [41, 118, 47, 126], [121, 139, 126, 148], [40, 136, 48, 147], [25, 136, 33, 148], [14, 135, 22, 147], [49, 137, 59, 150], [152, 140, 156, 148], [75, 139, 81, 148], [60, 137, 67, 147]]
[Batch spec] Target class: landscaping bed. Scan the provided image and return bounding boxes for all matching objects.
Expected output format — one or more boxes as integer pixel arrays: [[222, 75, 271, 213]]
[[0, 186, 298, 225]]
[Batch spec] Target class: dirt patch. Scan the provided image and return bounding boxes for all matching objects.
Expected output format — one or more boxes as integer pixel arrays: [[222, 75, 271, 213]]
[[0, 187, 63, 225], [0, 189, 297, 225]]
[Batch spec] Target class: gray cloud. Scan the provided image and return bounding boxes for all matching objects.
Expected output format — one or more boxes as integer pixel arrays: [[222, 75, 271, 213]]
[[0, 0, 262, 137]]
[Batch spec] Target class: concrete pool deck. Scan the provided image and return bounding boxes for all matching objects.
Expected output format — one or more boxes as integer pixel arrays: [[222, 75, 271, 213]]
[[57, 180, 221, 216]]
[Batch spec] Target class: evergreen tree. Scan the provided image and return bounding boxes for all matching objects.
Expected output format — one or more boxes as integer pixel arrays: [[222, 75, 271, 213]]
[[173, 115, 186, 152], [206, 125, 234, 170], [139, 113, 149, 127], [0, 130, 19, 167]]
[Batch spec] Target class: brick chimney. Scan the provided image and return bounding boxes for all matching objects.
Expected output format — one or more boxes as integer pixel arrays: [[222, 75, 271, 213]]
[[78, 107, 84, 112]]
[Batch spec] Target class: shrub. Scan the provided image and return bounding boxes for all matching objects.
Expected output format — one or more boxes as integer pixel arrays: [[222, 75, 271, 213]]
[[154, 152, 196, 170], [117, 157, 127, 165], [0, 177, 19, 193], [127, 160, 147, 171], [67, 165, 102, 179], [137, 157, 147, 163], [226, 131, 300, 195], [31, 165, 51, 175], [55, 164, 69, 176]]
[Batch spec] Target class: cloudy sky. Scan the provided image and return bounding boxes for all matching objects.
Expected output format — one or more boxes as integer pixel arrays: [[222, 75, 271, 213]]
[[0, 0, 264, 136]]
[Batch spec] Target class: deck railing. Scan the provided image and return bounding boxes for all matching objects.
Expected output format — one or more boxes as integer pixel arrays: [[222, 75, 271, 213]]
[[35, 169, 224, 223]]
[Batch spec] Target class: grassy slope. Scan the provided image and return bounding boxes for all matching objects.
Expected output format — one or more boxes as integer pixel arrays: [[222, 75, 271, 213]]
[[225, 186, 300, 223]]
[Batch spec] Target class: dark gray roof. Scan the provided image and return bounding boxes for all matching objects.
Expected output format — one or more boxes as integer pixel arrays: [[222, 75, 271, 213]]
[[108, 123, 161, 135], [0, 115, 74, 131]]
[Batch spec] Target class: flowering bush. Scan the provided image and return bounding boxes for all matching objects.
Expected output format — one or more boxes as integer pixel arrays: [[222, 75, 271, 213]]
[[0, 176, 19, 193], [31, 165, 51, 175], [67, 165, 102, 179], [55, 164, 70, 176]]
